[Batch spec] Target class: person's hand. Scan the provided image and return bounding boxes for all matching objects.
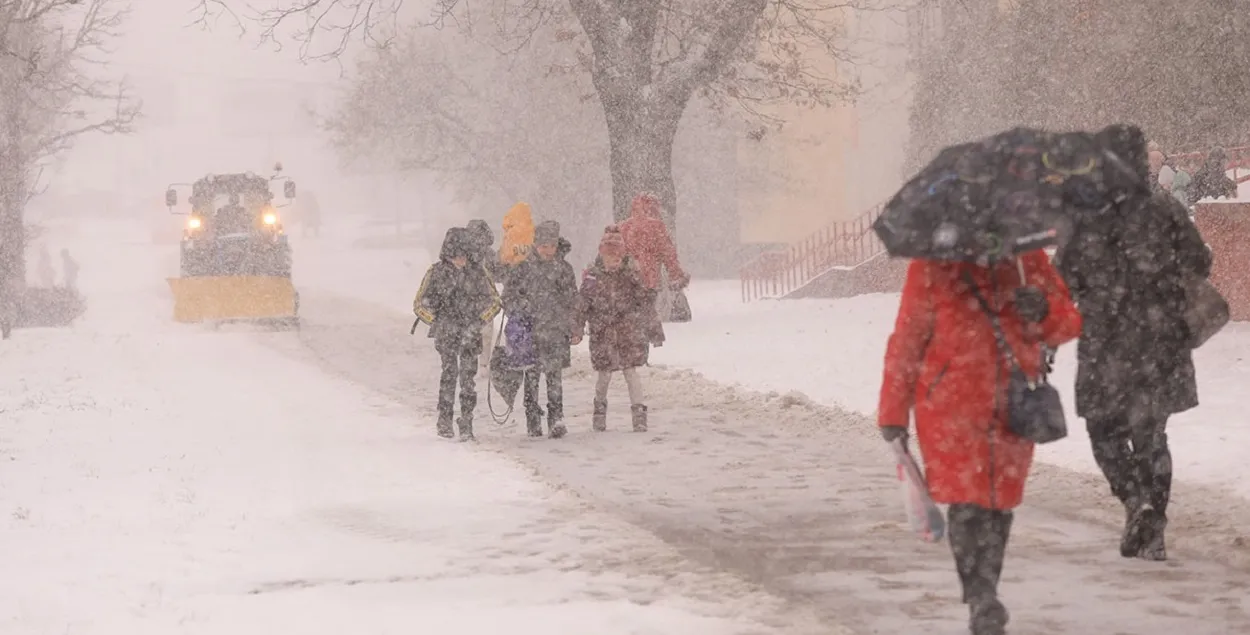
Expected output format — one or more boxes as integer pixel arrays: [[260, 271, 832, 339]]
[[1014, 286, 1049, 323], [880, 426, 908, 443]]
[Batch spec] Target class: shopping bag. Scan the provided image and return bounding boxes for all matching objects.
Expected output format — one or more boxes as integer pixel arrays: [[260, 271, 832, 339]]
[[890, 438, 945, 543]]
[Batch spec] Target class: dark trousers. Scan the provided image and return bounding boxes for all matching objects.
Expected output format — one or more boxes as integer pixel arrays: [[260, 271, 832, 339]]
[[438, 350, 478, 425], [523, 368, 563, 432], [1086, 411, 1172, 517], [948, 504, 1013, 604]]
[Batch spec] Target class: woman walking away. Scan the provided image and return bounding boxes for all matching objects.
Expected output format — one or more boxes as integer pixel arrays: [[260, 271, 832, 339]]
[[618, 193, 689, 321], [503, 220, 577, 438], [1058, 124, 1214, 561], [414, 227, 502, 441], [878, 252, 1081, 635], [574, 226, 659, 432]]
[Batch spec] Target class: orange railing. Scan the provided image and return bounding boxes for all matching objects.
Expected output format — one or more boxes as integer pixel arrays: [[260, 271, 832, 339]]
[[740, 203, 885, 302]]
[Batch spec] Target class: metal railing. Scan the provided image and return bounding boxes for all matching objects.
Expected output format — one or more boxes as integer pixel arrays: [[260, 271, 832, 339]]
[[740, 203, 886, 302]]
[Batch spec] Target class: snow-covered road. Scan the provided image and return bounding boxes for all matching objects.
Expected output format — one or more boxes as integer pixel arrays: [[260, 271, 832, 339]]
[[0, 221, 841, 634], [274, 235, 1250, 634]]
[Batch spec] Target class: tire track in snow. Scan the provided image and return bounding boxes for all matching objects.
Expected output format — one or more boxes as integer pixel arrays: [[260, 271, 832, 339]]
[[252, 290, 1250, 634]]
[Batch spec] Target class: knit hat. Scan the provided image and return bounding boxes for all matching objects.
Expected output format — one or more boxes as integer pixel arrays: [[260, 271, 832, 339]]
[[599, 225, 626, 258], [534, 220, 561, 245]]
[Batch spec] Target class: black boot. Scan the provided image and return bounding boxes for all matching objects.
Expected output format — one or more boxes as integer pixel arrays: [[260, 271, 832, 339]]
[[1137, 509, 1167, 561], [436, 415, 455, 439], [548, 410, 567, 439], [526, 416, 544, 437], [592, 399, 608, 432], [631, 404, 648, 432], [1121, 500, 1152, 558], [948, 504, 1010, 635], [457, 416, 475, 442]]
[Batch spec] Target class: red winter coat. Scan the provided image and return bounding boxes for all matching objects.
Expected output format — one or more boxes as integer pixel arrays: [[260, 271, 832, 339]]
[[618, 193, 689, 290], [576, 257, 659, 371], [877, 252, 1082, 510]]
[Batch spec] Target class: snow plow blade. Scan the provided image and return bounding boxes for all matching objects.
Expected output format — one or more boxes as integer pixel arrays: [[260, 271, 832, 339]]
[[167, 276, 298, 324]]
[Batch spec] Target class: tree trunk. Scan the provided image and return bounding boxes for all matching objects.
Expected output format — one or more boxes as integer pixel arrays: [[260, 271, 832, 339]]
[[601, 92, 684, 238]]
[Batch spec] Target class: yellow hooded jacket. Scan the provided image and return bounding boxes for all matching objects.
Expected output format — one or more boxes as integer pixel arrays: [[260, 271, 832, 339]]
[[499, 202, 535, 266]]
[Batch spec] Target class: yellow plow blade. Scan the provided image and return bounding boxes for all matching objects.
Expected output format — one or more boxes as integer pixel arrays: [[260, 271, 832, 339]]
[[167, 276, 297, 323]]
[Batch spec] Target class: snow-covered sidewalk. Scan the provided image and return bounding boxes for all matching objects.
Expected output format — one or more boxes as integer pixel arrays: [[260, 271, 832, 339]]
[[277, 239, 1250, 633], [0, 221, 843, 635]]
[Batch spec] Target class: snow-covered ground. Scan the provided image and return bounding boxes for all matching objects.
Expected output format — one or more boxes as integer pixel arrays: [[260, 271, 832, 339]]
[[276, 219, 1250, 633], [8, 216, 1250, 634], [0, 220, 846, 634]]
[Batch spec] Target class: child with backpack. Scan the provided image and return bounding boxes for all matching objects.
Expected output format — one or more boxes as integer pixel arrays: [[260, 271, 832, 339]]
[[573, 226, 661, 432], [414, 227, 502, 441], [501, 220, 577, 438]]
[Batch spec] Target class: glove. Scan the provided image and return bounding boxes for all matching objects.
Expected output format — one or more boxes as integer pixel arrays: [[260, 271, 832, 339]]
[[1014, 286, 1049, 323], [880, 426, 908, 443]]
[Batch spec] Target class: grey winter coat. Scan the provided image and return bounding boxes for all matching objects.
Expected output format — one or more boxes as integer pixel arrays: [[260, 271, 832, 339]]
[[502, 238, 577, 373], [1056, 193, 1212, 419]]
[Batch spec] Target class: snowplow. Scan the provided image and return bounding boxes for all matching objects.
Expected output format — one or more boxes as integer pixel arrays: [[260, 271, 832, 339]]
[[164, 166, 300, 328]]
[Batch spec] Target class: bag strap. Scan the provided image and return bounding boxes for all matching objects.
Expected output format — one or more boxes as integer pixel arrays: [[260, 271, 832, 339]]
[[961, 268, 1023, 373]]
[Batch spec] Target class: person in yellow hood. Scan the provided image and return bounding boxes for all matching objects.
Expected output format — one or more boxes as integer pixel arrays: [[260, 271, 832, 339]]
[[499, 202, 535, 266]]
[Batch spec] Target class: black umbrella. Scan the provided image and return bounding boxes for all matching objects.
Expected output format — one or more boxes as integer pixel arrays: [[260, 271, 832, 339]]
[[875, 127, 1146, 263]]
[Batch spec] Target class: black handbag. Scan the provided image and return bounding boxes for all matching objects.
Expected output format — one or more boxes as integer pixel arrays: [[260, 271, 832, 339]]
[[963, 271, 1068, 444], [1185, 277, 1229, 349]]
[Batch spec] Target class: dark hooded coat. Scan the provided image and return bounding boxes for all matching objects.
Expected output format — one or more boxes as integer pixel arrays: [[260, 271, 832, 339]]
[[465, 219, 505, 282], [1189, 148, 1237, 202], [502, 237, 577, 372], [1055, 193, 1212, 419], [576, 256, 657, 371], [414, 227, 502, 356]]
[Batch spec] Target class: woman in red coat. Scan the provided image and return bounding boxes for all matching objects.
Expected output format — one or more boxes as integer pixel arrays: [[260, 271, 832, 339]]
[[619, 193, 690, 322], [877, 251, 1081, 635]]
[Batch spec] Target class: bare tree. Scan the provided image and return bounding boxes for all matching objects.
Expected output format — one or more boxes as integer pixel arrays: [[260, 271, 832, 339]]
[[0, 0, 140, 287], [195, 0, 872, 233], [325, 22, 611, 259]]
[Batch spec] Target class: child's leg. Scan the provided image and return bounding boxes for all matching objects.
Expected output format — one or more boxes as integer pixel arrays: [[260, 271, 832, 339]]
[[623, 367, 647, 432], [436, 350, 459, 436], [594, 371, 612, 403], [592, 371, 611, 431], [622, 367, 645, 406], [545, 369, 566, 437], [457, 350, 479, 434], [522, 369, 543, 436]]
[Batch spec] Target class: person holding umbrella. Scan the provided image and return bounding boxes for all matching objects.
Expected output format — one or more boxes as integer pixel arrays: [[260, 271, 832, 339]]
[[874, 128, 1088, 635]]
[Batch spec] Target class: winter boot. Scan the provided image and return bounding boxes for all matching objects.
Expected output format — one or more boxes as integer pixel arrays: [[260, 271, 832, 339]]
[[525, 409, 544, 437], [1137, 510, 1168, 561], [969, 597, 1008, 635], [1121, 501, 1153, 558], [548, 410, 567, 439], [458, 416, 475, 443], [436, 415, 455, 439], [592, 399, 608, 432], [631, 404, 648, 432]]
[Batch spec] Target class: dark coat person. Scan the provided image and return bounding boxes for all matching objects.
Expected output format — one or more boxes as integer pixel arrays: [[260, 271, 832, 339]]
[[414, 227, 502, 440], [1058, 124, 1214, 562], [502, 220, 577, 438]]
